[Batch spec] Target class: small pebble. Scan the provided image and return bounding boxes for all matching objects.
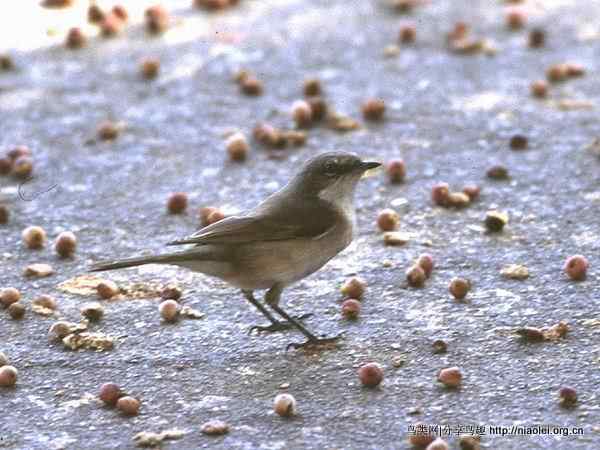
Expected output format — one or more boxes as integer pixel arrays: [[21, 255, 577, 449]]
[[399, 23, 416, 43], [23, 263, 54, 278]]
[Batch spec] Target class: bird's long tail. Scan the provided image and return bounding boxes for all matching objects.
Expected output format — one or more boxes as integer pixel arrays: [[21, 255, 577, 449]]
[[89, 248, 214, 272]]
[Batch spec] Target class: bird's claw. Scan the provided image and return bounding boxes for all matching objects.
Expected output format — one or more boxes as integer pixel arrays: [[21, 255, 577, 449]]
[[286, 332, 345, 351], [248, 313, 313, 335]]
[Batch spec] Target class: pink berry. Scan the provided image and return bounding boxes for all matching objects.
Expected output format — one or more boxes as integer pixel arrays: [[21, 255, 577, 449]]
[[358, 362, 384, 387]]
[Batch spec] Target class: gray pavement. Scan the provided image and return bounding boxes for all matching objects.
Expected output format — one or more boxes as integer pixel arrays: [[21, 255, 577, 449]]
[[1, 0, 600, 449]]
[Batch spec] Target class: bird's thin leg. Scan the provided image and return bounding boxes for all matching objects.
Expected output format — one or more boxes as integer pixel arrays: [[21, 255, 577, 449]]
[[242, 290, 311, 334], [264, 284, 343, 350]]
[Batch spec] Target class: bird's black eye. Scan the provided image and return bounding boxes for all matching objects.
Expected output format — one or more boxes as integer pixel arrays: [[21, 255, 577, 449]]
[[324, 160, 338, 177]]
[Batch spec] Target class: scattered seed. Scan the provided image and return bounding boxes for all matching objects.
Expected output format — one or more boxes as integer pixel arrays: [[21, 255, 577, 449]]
[[383, 231, 410, 246], [240, 76, 263, 96], [8, 302, 25, 320], [12, 156, 33, 179], [0, 288, 20, 308], [226, 132, 249, 161], [117, 396, 140, 416], [426, 437, 450, 450], [437, 366, 462, 388], [159, 299, 180, 322], [515, 327, 545, 342], [377, 208, 400, 231], [33, 295, 57, 310], [432, 339, 447, 354], [273, 393, 296, 417], [484, 210, 509, 232], [558, 386, 577, 407], [141, 58, 160, 80], [0, 157, 12, 175], [431, 182, 450, 206], [530, 80, 548, 98], [66, 27, 86, 49], [399, 23, 416, 43], [199, 206, 221, 226], [291, 100, 313, 128], [546, 64, 569, 83], [406, 265, 426, 288], [112, 5, 129, 22], [97, 121, 120, 140], [307, 97, 328, 121], [200, 419, 230, 435], [386, 159, 406, 183], [88, 4, 105, 23], [54, 231, 77, 258], [167, 192, 188, 214], [458, 435, 481, 450], [97, 280, 119, 299], [0, 54, 14, 71], [303, 78, 321, 97], [416, 254, 434, 278], [448, 192, 470, 208], [0, 352, 7, 367], [358, 362, 384, 387], [99, 382, 123, 406], [506, 7, 526, 29], [408, 422, 435, 447], [23, 263, 54, 277], [100, 14, 124, 38], [449, 277, 470, 300], [341, 299, 361, 320], [81, 302, 104, 321], [0, 365, 18, 387], [528, 28, 545, 48], [509, 134, 528, 150], [564, 255, 588, 281], [362, 98, 386, 121], [161, 284, 182, 301], [501, 264, 529, 280], [0, 205, 8, 224], [340, 277, 366, 299], [486, 165, 509, 180], [145, 5, 170, 34]]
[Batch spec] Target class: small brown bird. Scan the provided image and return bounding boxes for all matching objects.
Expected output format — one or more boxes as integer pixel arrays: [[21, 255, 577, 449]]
[[90, 152, 380, 349]]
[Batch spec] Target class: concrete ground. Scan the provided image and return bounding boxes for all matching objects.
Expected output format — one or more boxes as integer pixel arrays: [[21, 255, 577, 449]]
[[1, 0, 599, 449]]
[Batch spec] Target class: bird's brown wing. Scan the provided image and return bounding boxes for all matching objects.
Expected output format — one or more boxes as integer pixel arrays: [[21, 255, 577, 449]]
[[166, 199, 339, 246]]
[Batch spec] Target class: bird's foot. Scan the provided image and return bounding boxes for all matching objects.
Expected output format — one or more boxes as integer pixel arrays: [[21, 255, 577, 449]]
[[286, 332, 345, 351], [248, 313, 313, 335]]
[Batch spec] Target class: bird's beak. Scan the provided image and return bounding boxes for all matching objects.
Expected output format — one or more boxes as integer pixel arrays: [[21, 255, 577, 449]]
[[360, 161, 382, 171]]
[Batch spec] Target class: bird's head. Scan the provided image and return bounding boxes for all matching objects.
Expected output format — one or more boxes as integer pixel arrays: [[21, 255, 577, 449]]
[[292, 152, 381, 202]]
